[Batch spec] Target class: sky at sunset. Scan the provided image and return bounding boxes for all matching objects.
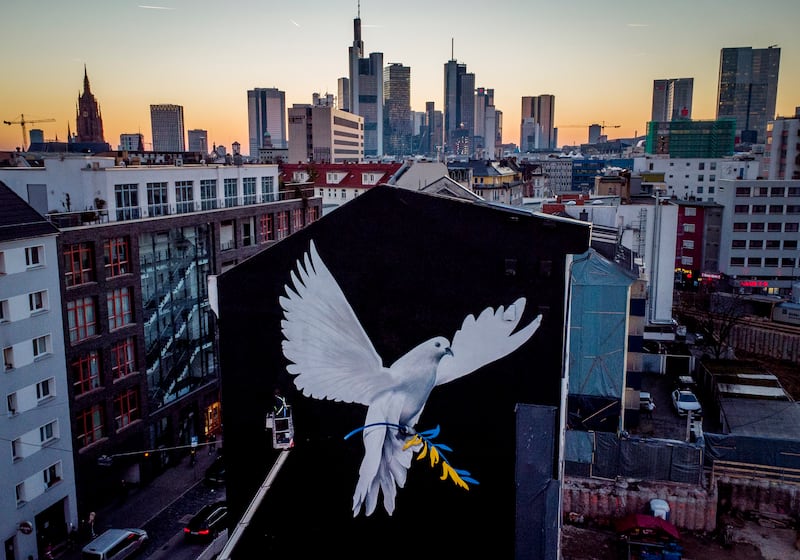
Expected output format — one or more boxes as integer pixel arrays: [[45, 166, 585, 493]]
[[2, 0, 799, 152]]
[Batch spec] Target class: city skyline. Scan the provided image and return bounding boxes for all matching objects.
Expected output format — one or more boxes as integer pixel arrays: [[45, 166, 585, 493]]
[[2, 0, 799, 153]]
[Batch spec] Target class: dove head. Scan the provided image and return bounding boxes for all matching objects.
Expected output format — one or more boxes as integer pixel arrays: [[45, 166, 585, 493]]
[[429, 336, 453, 360]]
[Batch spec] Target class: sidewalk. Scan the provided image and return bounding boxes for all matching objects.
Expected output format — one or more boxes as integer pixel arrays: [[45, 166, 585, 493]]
[[59, 441, 222, 560]]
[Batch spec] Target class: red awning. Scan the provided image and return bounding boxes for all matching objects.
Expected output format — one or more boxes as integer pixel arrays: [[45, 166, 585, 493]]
[[614, 513, 680, 541]]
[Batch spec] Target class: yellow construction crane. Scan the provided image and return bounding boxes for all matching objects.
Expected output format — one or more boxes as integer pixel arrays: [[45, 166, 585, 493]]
[[560, 121, 621, 130], [3, 114, 56, 150]]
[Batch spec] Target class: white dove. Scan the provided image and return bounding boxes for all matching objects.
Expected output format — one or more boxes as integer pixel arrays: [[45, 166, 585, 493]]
[[279, 240, 542, 517]]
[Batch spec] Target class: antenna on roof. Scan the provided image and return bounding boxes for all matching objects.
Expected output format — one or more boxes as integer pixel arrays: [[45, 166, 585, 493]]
[[451, 38, 454, 60], [357, 0, 360, 18]]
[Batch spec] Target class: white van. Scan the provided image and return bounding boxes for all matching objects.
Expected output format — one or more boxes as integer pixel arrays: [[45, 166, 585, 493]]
[[81, 528, 148, 560]]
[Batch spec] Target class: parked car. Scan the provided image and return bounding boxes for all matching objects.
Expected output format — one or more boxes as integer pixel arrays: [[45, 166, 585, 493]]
[[81, 528, 148, 560], [204, 454, 225, 485], [671, 389, 702, 416], [183, 501, 228, 541]]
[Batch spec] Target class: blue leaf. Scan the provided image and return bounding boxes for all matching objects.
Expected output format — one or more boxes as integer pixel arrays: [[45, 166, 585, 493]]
[[462, 477, 480, 485], [434, 443, 453, 453], [419, 425, 441, 439]]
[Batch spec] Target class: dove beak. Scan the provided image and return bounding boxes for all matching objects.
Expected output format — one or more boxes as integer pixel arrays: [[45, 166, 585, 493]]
[[445, 347, 453, 357]]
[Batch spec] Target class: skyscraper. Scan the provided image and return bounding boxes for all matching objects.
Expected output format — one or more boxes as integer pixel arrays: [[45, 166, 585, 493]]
[[520, 95, 555, 151], [150, 104, 185, 152], [474, 88, 498, 159], [383, 63, 411, 156], [652, 78, 694, 122], [247, 88, 287, 157], [188, 129, 209, 154], [346, 8, 383, 157], [76, 66, 105, 143], [716, 46, 781, 144], [444, 48, 475, 156]]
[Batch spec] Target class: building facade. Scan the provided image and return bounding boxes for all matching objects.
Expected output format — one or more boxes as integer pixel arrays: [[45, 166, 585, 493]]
[[383, 63, 411, 157], [76, 67, 105, 144], [671, 200, 723, 287], [763, 108, 800, 180], [0, 184, 78, 560], [187, 129, 208, 155], [0, 156, 321, 524], [521, 95, 556, 151], [247, 88, 287, 157], [651, 78, 694, 123], [150, 105, 185, 152], [287, 104, 364, 164], [645, 119, 736, 159], [716, 178, 800, 295], [716, 46, 781, 145], [119, 134, 144, 152]]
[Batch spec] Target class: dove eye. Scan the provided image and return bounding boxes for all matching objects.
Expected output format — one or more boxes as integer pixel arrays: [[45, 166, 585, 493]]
[[434, 341, 441, 348]]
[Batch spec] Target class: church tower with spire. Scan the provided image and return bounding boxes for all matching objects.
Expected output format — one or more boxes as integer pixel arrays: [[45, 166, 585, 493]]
[[76, 66, 106, 143]]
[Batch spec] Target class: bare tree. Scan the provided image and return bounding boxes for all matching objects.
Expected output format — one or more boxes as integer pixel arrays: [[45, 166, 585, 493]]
[[675, 290, 747, 359]]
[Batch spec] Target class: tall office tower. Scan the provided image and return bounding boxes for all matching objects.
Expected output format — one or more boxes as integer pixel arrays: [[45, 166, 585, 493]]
[[346, 8, 383, 157], [383, 63, 411, 156], [422, 101, 443, 157], [716, 46, 781, 144], [652, 78, 694, 122], [588, 124, 602, 144], [188, 129, 209, 154], [520, 95, 555, 151], [288, 102, 364, 164], [76, 66, 105, 143], [443, 47, 475, 156], [247, 88, 287, 157], [119, 133, 144, 151], [150, 104, 185, 152], [474, 87, 497, 158]]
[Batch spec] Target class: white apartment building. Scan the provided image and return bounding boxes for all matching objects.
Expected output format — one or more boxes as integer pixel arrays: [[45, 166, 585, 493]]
[[633, 156, 760, 202], [716, 178, 800, 294], [763, 109, 800, 180], [0, 185, 77, 560], [287, 104, 364, 164]]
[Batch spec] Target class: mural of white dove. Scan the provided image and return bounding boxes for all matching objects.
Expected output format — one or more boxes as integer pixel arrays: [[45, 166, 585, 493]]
[[279, 240, 542, 517]]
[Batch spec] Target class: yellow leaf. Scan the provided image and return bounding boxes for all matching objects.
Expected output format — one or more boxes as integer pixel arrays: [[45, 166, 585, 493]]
[[416, 441, 428, 461], [429, 445, 440, 467], [403, 434, 421, 451]]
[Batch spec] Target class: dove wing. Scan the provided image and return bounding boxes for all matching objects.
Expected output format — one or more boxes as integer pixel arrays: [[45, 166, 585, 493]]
[[280, 241, 387, 404], [435, 297, 542, 386]]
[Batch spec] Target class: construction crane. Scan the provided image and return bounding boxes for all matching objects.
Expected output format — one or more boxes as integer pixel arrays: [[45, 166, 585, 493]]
[[560, 121, 621, 130], [3, 114, 56, 150]]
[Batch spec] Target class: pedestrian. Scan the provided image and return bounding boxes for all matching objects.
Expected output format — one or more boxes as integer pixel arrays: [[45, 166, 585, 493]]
[[88, 511, 96, 539], [208, 433, 217, 455], [273, 388, 289, 417]]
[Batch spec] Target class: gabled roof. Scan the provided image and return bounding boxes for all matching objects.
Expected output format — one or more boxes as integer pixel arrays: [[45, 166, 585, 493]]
[[0, 181, 58, 242], [280, 162, 403, 188]]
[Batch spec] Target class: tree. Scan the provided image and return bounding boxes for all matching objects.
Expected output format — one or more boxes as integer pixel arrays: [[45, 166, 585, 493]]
[[674, 290, 747, 359]]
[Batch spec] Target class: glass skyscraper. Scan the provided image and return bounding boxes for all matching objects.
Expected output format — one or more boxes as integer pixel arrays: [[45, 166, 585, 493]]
[[247, 88, 287, 157]]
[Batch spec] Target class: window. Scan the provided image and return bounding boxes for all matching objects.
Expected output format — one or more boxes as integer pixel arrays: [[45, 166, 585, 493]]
[[12, 438, 21, 460], [710, 162, 716, 170], [697, 186, 704, 194], [708, 186, 715, 194], [709, 174, 716, 182], [782, 257, 796, 268], [32, 335, 50, 358], [224, 178, 238, 207], [733, 222, 747, 232], [698, 162, 705, 170], [43, 462, 62, 488], [72, 350, 100, 395], [730, 257, 745, 267], [147, 182, 169, 216], [7, 393, 17, 415], [734, 205, 749, 214], [752, 205, 766, 214], [785, 240, 798, 250], [682, 239, 694, 249], [786, 223, 799, 232], [788, 187, 800, 197], [732, 239, 746, 248], [4, 347, 14, 370], [258, 214, 274, 243], [750, 222, 765, 232], [682, 223, 695, 233], [292, 208, 303, 231], [63, 243, 94, 287], [747, 257, 762, 267], [243, 177, 257, 204], [200, 179, 218, 210], [25, 245, 43, 267], [29, 290, 47, 313], [277, 211, 289, 240], [787, 205, 800, 214], [262, 176, 275, 202], [766, 240, 780, 250], [684, 207, 696, 217], [36, 377, 55, 400], [107, 288, 133, 330], [770, 187, 786, 197], [16, 482, 26, 505], [341, 189, 346, 200], [111, 337, 136, 379], [768, 223, 783, 232], [698, 175, 704, 182], [40, 420, 57, 444], [67, 297, 97, 343], [735, 187, 750, 197], [114, 184, 140, 221], [104, 237, 130, 277], [77, 405, 104, 448], [755, 186, 768, 196], [681, 256, 693, 266], [114, 388, 140, 430], [749, 240, 763, 249], [765, 257, 779, 267], [0, 299, 7, 322], [175, 181, 194, 214]]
